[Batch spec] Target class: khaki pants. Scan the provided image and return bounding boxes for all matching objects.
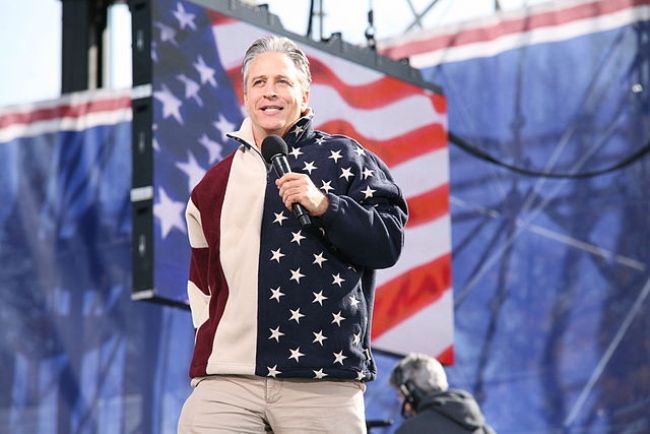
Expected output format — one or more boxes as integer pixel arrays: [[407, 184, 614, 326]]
[[178, 375, 367, 434]]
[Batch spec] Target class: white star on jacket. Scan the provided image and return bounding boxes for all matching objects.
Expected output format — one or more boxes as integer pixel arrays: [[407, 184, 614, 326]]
[[361, 186, 376, 199], [270, 287, 285, 302], [340, 167, 354, 181], [270, 248, 285, 263], [289, 147, 303, 159], [332, 273, 345, 287], [361, 167, 375, 179], [312, 330, 328, 346], [289, 308, 305, 323], [289, 347, 305, 362], [290, 268, 305, 283], [328, 149, 342, 163], [303, 161, 317, 174], [273, 211, 288, 226], [331, 311, 346, 326], [313, 291, 328, 306], [319, 180, 334, 194], [312, 252, 328, 267], [269, 326, 285, 342], [291, 230, 306, 245], [333, 351, 348, 365]]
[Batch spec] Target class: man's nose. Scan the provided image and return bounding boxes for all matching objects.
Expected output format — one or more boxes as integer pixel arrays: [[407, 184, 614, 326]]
[[263, 83, 277, 98]]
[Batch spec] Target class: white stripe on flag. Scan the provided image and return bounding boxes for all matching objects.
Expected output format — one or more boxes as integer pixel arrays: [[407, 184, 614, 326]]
[[375, 214, 451, 288], [391, 149, 449, 198], [373, 288, 454, 356], [301, 46, 386, 85], [212, 23, 266, 70], [311, 84, 445, 140]]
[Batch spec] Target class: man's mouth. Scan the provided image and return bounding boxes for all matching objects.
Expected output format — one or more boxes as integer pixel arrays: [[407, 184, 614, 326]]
[[261, 105, 283, 113]]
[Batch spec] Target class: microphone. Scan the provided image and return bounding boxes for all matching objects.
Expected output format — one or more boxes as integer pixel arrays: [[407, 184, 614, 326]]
[[261, 135, 312, 228]]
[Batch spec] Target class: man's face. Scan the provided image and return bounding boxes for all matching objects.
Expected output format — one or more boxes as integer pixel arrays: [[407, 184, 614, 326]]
[[244, 51, 309, 144], [398, 390, 416, 417]]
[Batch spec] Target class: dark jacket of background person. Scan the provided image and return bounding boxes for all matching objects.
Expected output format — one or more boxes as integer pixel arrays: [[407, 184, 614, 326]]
[[395, 389, 496, 434]]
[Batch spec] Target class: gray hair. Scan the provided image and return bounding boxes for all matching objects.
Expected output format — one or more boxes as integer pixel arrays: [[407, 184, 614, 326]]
[[389, 353, 449, 395], [241, 35, 312, 93]]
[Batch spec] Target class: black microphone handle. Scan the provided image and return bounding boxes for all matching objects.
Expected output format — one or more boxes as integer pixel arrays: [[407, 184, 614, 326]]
[[271, 153, 292, 176], [270, 155, 312, 228], [294, 207, 312, 227]]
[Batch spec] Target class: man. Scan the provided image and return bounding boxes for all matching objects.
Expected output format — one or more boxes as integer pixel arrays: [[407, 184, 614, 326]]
[[389, 354, 496, 434], [178, 35, 408, 433]]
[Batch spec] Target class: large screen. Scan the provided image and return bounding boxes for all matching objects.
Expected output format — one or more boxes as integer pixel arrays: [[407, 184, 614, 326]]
[[131, 0, 453, 360]]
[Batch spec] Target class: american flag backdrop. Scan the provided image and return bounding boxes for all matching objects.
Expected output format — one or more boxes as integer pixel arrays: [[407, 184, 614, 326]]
[[149, 0, 453, 363]]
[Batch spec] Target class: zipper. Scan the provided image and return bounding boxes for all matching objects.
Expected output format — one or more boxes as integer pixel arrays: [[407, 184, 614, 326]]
[[228, 135, 273, 173]]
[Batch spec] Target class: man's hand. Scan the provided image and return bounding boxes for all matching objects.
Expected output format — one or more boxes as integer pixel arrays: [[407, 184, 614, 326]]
[[276, 173, 329, 217]]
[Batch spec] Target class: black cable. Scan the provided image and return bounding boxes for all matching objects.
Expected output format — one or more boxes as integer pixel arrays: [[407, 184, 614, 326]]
[[449, 131, 650, 179], [319, 0, 324, 41], [306, 0, 315, 38], [365, 0, 376, 50]]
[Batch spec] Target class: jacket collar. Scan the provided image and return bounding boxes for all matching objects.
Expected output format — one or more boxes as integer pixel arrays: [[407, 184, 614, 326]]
[[227, 109, 315, 151]]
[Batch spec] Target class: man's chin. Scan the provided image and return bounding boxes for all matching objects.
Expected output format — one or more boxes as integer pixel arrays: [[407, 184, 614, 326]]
[[260, 124, 286, 137]]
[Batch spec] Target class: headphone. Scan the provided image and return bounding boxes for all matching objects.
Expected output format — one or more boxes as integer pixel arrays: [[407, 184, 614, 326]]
[[398, 379, 425, 417]]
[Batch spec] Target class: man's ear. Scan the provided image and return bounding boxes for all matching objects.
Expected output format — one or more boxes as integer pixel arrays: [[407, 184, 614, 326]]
[[301, 88, 310, 111]]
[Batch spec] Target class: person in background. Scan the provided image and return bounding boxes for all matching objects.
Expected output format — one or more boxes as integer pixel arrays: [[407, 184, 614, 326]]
[[389, 353, 496, 434], [178, 35, 408, 434]]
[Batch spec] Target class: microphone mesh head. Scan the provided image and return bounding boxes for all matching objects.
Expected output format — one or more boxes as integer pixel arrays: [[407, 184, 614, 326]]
[[261, 135, 288, 164]]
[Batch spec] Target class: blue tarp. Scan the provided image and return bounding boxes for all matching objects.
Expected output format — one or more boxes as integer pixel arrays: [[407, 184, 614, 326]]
[[417, 11, 650, 434]]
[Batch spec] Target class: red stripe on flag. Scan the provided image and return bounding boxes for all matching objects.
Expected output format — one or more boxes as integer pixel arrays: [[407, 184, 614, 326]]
[[208, 10, 237, 25], [0, 97, 132, 129], [381, 0, 649, 58], [310, 58, 435, 109], [316, 120, 446, 167], [437, 345, 455, 365], [431, 92, 447, 117], [372, 253, 452, 339], [406, 184, 449, 228]]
